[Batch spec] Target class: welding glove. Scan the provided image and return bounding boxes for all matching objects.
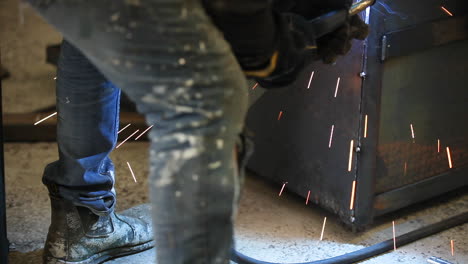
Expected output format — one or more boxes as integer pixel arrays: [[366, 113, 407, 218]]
[[282, 0, 369, 64], [203, 0, 318, 89], [244, 13, 318, 89], [316, 15, 369, 64]]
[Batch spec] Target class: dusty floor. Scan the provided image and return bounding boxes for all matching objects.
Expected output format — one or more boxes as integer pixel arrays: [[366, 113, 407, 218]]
[[4, 143, 468, 264], [1, 0, 468, 263]]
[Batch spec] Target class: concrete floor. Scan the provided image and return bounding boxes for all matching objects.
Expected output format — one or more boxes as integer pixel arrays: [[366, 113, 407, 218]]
[[1, 0, 468, 263], [4, 143, 468, 264]]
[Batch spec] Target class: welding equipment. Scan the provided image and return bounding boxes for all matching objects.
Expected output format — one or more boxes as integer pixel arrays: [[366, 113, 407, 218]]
[[247, 0, 468, 229], [235, 0, 468, 262]]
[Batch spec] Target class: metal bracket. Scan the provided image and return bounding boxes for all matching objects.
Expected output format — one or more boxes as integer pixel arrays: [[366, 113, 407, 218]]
[[381, 15, 468, 61]]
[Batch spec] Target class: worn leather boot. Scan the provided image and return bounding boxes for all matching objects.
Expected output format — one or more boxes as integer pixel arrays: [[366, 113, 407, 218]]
[[43, 195, 154, 264]]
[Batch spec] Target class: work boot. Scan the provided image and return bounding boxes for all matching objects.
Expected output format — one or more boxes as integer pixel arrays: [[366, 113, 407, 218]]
[[43, 194, 154, 264]]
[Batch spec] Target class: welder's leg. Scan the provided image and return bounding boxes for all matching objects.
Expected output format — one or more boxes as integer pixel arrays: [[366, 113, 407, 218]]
[[27, 0, 249, 263], [42, 39, 120, 215]]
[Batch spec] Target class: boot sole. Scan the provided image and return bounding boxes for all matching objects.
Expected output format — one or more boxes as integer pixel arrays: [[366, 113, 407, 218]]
[[44, 240, 155, 264]]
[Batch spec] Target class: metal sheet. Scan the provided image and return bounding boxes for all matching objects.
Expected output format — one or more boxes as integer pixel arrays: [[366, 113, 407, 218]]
[[376, 39, 468, 194], [374, 166, 468, 216], [382, 15, 468, 60], [246, 40, 365, 223], [374, 0, 465, 31]]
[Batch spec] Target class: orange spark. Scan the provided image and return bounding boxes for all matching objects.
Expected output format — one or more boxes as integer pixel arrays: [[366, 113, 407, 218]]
[[135, 125, 154, 140], [441, 6, 453, 16], [116, 129, 139, 149], [348, 140, 354, 172], [334, 77, 341, 98], [306, 190, 311, 205], [277, 111, 283, 121], [364, 115, 368, 138], [320, 217, 327, 241], [307, 71, 315, 89], [437, 139, 440, 153], [126, 162, 137, 183], [252, 83, 258, 90], [328, 125, 335, 148], [118, 123, 131, 134], [279, 182, 287, 196], [410, 124, 415, 139], [451, 239, 454, 256], [350, 180, 356, 210], [393, 221, 397, 251], [446, 147, 453, 168], [34, 112, 57, 125]]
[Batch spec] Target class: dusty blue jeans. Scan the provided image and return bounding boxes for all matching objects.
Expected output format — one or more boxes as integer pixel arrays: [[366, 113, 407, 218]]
[[29, 0, 249, 263], [42, 40, 120, 216]]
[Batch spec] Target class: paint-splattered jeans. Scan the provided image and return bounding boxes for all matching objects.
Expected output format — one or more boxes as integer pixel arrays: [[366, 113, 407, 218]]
[[29, 0, 249, 263]]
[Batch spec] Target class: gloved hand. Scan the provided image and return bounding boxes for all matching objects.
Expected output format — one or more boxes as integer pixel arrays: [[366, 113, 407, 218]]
[[277, 0, 369, 64], [316, 15, 368, 64], [244, 13, 318, 89]]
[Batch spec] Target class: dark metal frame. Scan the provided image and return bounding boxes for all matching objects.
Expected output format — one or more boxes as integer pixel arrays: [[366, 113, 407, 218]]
[[246, 3, 468, 230], [374, 165, 468, 216], [354, 3, 468, 229]]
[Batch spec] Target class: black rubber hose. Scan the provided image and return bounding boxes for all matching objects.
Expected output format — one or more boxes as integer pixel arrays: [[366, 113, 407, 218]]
[[231, 211, 468, 264]]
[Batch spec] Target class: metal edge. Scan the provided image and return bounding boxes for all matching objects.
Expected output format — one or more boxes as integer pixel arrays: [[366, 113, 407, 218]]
[[353, 7, 385, 230], [373, 165, 468, 216]]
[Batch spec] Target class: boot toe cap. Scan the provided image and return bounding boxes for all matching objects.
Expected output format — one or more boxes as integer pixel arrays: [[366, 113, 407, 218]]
[[118, 203, 153, 243]]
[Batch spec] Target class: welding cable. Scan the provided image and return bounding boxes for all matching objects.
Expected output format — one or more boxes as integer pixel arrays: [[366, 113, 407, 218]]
[[231, 211, 468, 264]]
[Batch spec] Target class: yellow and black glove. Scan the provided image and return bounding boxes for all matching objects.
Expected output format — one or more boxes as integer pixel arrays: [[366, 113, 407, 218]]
[[245, 13, 318, 89], [203, 0, 318, 89]]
